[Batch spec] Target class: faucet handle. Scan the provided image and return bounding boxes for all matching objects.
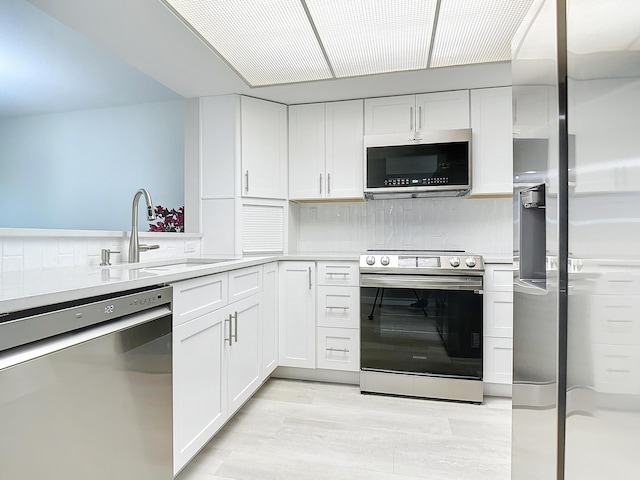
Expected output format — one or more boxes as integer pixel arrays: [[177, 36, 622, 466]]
[[139, 244, 160, 252], [100, 249, 121, 266]]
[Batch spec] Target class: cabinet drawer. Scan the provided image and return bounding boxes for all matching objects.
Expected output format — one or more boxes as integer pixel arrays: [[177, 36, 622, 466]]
[[317, 286, 360, 328], [483, 336, 513, 384], [317, 261, 359, 286], [229, 266, 262, 303], [172, 273, 229, 326], [316, 327, 360, 372], [484, 264, 514, 292], [483, 291, 513, 338]]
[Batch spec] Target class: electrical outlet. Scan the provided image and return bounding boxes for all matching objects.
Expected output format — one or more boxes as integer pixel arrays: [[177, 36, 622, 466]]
[[184, 241, 196, 253]]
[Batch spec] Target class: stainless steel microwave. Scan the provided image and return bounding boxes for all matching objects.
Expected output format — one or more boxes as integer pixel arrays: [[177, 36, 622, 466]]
[[364, 129, 471, 199]]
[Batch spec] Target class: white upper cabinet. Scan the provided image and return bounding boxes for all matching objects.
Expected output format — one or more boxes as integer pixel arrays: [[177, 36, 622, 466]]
[[240, 96, 288, 200], [289, 100, 363, 201], [469, 87, 513, 197], [416, 90, 470, 131], [364, 90, 469, 136], [288, 103, 326, 199], [364, 95, 415, 135]]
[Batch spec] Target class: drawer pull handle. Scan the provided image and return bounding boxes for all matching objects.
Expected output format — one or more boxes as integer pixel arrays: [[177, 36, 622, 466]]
[[606, 368, 631, 373], [326, 347, 349, 353], [326, 306, 349, 310], [326, 272, 349, 276]]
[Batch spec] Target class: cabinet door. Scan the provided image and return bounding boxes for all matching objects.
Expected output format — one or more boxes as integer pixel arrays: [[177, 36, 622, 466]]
[[226, 294, 262, 415], [483, 336, 513, 384], [325, 100, 364, 199], [416, 90, 470, 131], [470, 87, 513, 196], [261, 262, 279, 379], [278, 262, 316, 368], [484, 291, 514, 338], [364, 95, 415, 135], [289, 103, 326, 200], [241, 96, 288, 199], [173, 310, 226, 473]]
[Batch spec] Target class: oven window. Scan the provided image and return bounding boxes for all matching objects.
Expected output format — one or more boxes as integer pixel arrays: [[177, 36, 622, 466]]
[[360, 286, 482, 379]]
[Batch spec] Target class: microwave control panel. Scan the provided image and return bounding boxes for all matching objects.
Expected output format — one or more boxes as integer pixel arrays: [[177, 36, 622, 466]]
[[383, 177, 449, 186]]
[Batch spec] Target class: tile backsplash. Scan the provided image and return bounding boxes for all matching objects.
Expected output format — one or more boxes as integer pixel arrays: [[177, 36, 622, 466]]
[[294, 197, 513, 255], [0, 230, 202, 273]]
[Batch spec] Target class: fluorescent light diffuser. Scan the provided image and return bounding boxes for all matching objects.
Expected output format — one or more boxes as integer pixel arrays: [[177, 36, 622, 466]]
[[430, 0, 534, 68], [306, 0, 438, 78], [165, 0, 332, 86]]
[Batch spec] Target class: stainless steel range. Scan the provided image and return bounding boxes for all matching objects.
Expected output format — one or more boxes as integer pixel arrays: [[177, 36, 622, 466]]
[[359, 250, 484, 403]]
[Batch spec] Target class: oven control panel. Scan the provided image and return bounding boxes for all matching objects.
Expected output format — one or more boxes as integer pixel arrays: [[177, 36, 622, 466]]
[[360, 253, 484, 273]]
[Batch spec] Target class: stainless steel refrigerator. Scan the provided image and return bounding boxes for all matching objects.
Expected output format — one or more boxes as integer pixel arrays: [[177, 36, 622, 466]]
[[512, 0, 640, 478]]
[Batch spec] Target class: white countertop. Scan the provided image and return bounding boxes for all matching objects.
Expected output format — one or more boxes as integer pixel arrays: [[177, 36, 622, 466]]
[[0, 253, 361, 314], [0, 251, 509, 314]]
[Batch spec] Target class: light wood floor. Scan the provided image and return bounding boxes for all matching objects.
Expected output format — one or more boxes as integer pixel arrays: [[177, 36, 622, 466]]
[[176, 378, 512, 480]]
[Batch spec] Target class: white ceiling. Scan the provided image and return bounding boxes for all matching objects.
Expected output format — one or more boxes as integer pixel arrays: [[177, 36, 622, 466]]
[[10, 0, 516, 117]]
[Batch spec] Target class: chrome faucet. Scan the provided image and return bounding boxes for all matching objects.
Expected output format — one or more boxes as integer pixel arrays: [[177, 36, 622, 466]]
[[128, 188, 159, 263]]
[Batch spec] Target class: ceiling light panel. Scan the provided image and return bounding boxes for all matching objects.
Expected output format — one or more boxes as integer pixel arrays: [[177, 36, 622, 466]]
[[165, 0, 332, 86], [430, 0, 534, 68], [305, 0, 438, 78]]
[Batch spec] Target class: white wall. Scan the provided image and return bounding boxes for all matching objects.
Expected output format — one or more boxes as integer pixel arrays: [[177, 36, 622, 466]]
[[293, 197, 512, 256], [0, 99, 185, 231]]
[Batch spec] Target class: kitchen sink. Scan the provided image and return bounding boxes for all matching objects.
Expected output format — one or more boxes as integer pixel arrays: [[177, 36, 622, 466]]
[[104, 257, 235, 271]]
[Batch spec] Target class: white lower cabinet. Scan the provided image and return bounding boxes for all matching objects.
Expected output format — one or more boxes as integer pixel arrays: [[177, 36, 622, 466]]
[[316, 261, 360, 372], [261, 262, 279, 379], [483, 263, 514, 391], [278, 261, 316, 368], [225, 294, 262, 415], [173, 308, 226, 474], [172, 266, 270, 474]]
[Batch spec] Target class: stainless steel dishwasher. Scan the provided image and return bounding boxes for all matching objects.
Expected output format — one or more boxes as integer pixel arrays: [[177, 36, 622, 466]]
[[0, 285, 173, 480]]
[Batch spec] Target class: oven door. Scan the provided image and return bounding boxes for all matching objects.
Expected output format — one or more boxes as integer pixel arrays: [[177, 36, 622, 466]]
[[360, 274, 483, 380]]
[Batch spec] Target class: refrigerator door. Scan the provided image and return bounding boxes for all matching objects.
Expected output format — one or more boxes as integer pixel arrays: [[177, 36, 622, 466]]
[[512, 0, 561, 477], [564, 1, 640, 478]]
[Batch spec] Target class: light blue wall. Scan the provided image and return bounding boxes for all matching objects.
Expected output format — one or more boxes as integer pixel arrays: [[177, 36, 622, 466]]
[[0, 99, 185, 231]]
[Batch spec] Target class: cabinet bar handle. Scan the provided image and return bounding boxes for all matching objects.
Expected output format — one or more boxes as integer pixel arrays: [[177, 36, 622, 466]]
[[245, 170, 249, 193], [225, 314, 233, 346], [319, 174, 322, 194], [308, 267, 312, 290], [409, 106, 414, 130], [326, 347, 349, 353], [418, 106, 422, 130], [327, 173, 331, 195], [326, 306, 349, 310], [232, 311, 238, 343], [326, 272, 349, 276]]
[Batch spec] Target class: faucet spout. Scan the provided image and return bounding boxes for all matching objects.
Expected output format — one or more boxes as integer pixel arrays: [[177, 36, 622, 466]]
[[129, 188, 156, 263]]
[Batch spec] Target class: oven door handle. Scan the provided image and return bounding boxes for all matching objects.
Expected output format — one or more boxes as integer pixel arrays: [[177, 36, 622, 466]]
[[360, 274, 483, 292]]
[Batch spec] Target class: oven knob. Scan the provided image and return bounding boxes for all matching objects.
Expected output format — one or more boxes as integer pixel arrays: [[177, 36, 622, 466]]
[[449, 256, 461, 267], [465, 257, 477, 268], [380, 256, 390, 266], [366, 256, 376, 266]]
